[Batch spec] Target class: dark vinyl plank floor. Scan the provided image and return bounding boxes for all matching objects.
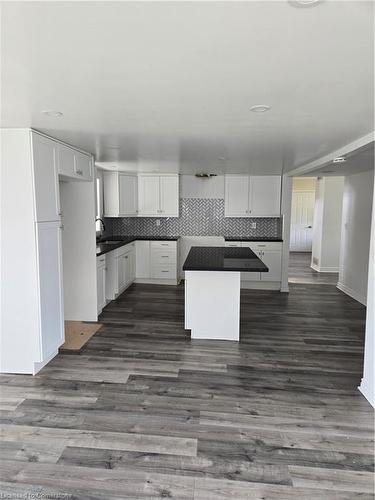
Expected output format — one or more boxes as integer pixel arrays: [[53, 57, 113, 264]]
[[0, 282, 373, 499], [289, 252, 339, 285]]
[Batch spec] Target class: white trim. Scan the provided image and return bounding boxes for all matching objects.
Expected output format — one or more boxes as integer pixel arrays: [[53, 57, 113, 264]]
[[358, 380, 375, 408], [33, 349, 58, 375], [337, 282, 367, 306], [311, 263, 339, 273], [287, 132, 374, 177], [135, 278, 180, 286], [240, 281, 281, 290]]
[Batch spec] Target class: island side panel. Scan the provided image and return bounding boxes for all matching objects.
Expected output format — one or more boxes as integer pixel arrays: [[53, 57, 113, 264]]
[[184, 270, 240, 341]]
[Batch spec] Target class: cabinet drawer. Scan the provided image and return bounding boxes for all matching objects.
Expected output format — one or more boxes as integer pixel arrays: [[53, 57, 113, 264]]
[[97, 255, 106, 268], [151, 265, 176, 280], [242, 242, 282, 251], [151, 249, 176, 265], [225, 242, 241, 247], [150, 240, 177, 250]]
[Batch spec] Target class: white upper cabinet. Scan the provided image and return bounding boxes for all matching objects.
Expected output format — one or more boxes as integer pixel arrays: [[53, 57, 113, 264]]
[[160, 175, 179, 216], [103, 172, 138, 217], [31, 132, 61, 222], [225, 176, 250, 217], [58, 144, 93, 181], [138, 174, 179, 217], [250, 176, 281, 217], [119, 174, 138, 216], [138, 175, 160, 216], [224, 175, 281, 217]]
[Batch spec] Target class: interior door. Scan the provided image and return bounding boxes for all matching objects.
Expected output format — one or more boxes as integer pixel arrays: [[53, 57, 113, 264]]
[[160, 176, 179, 216], [138, 176, 160, 215], [224, 176, 250, 217], [36, 221, 64, 360], [290, 191, 315, 251]]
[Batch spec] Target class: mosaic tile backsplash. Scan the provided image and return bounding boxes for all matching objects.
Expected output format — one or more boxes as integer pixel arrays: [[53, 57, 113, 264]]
[[105, 198, 282, 238]]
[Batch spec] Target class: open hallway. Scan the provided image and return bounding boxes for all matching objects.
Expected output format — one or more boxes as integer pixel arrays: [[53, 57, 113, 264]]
[[0, 282, 373, 499], [289, 252, 339, 286]]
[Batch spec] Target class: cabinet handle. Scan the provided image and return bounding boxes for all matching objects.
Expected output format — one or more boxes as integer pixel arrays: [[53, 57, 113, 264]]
[[124, 256, 128, 259], [161, 270, 169, 273], [60, 224, 64, 230], [161, 255, 169, 258], [76, 169, 83, 175], [258, 245, 266, 247], [161, 244, 169, 246]]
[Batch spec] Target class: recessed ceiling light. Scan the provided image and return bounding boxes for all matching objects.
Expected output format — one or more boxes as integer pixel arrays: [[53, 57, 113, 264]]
[[42, 110, 63, 117], [289, 0, 322, 7], [250, 105, 271, 113], [218, 157, 227, 161], [333, 156, 346, 164]]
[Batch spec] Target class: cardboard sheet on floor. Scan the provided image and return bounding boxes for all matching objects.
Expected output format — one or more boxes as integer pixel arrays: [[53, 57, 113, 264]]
[[61, 321, 102, 351]]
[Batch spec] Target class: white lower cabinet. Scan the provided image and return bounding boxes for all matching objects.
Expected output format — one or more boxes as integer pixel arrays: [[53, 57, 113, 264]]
[[96, 255, 106, 315], [116, 244, 136, 294], [37, 221, 65, 361], [224, 240, 282, 288], [136, 240, 179, 284]]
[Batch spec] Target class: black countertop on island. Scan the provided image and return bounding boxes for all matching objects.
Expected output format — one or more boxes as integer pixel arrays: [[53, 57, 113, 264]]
[[183, 246, 269, 273], [96, 236, 179, 256]]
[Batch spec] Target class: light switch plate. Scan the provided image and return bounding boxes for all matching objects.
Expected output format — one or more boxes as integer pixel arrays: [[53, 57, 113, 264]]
[[156, 219, 161, 226], [251, 222, 257, 229]]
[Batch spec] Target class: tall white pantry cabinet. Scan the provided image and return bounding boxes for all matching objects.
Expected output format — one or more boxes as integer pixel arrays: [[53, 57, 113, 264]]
[[0, 129, 93, 374]]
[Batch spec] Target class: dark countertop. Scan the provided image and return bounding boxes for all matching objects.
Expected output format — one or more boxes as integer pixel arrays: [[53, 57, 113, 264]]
[[96, 236, 179, 256], [183, 246, 269, 272], [224, 236, 283, 242]]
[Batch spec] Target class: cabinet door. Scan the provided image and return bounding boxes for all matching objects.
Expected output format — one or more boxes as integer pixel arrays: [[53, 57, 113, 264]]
[[126, 250, 136, 285], [136, 241, 150, 278], [119, 175, 138, 216], [160, 175, 179, 216], [32, 133, 60, 222], [74, 152, 93, 181], [117, 254, 127, 291], [224, 176, 250, 217], [36, 221, 64, 360], [58, 144, 75, 177], [138, 176, 160, 216], [250, 176, 281, 217], [240, 243, 261, 281], [260, 250, 282, 281], [97, 264, 106, 314]]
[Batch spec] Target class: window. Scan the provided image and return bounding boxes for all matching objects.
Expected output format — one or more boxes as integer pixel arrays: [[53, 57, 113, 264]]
[[96, 173, 103, 234]]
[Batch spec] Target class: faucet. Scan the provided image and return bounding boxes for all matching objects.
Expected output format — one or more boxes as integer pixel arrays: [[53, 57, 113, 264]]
[[96, 217, 106, 234]]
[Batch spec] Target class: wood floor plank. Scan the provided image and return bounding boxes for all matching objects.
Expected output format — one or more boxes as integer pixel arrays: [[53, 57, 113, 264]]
[[1, 281, 373, 497]]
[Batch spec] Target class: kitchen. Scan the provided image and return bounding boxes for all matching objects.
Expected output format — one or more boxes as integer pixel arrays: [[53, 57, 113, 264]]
[[1, 1, 374, 497]]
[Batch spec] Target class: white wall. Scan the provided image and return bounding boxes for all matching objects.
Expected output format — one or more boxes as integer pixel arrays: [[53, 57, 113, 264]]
[[338, 170, 374, 305], [60, 180, 98, 321], [181, 175, 224, 199], [311, 177, 344, 272], [359, 170, 375, 407]]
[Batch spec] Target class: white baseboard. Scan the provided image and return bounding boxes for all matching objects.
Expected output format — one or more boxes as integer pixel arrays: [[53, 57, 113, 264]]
[[135, 278, 179, 286], [311, 263, 339, 273], [359, 379, 375, 408], [241, 281, 281, 291], [337, 282, 367, 305]]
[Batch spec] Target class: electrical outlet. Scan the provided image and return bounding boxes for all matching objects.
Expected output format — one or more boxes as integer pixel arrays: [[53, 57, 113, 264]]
[[251, 222, 257, 229], [156, 219, 161, 227]]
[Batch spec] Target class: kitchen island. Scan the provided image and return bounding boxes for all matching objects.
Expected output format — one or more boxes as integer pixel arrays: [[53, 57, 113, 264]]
[[183, 246, 268, 341]]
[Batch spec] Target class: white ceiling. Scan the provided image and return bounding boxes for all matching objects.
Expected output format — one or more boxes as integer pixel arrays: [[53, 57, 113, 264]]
[[1, 1, 374, 174], [302, 141, 374, 177]]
